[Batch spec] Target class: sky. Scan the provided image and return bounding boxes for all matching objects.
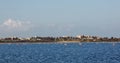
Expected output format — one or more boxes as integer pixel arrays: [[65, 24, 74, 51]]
[[0, 0, 120, 37]]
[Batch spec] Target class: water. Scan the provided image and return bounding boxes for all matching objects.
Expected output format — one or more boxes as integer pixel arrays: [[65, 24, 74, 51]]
[[0, 42, 120, 63]]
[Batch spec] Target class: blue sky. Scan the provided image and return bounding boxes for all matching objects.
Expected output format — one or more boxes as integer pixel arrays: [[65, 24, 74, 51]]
[[0, 0, 120, 37]]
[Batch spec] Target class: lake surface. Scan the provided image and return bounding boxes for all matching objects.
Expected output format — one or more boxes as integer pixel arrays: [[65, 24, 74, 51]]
[[0, 42, 120, 63]]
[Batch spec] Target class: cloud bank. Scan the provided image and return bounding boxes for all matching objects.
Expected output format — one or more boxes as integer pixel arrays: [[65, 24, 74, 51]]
[[0, 18, 32, 32]]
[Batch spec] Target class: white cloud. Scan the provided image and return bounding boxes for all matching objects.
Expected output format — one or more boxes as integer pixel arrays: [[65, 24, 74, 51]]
[[3, 19, 22, 28], [0, 18, 32, 31]]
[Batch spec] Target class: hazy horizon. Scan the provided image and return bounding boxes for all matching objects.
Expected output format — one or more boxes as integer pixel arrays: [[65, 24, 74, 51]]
[[0, 0, 120, 37]]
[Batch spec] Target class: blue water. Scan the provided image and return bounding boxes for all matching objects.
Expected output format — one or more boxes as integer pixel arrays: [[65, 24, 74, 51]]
[[0, 42, 120, 63]]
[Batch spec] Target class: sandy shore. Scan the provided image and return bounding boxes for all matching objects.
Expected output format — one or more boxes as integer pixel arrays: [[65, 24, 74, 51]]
[[0, 41, 120, 44]]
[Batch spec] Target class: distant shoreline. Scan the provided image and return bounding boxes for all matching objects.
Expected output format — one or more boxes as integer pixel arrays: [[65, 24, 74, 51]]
[[0, 35, 120, 43], [0, 41, 120, 44]]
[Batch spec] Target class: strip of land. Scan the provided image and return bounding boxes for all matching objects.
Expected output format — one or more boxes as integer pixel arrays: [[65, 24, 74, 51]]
[[0, 35, 120, 43]]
